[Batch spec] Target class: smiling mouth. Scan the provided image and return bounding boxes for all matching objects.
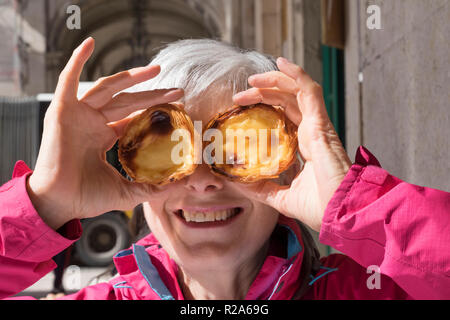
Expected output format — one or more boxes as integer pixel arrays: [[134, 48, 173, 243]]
[[174, 207, 243, 223]]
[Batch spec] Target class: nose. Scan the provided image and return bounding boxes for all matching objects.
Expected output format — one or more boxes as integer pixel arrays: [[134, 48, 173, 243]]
[[184, 164, 224, 193]]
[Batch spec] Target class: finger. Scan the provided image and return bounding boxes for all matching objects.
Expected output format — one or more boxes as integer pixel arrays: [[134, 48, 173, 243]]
[[80, 65, 161, 109], [107, 108, 147, 137], [276, 57, 316, 91], [248, 71, 298, 94], [235, 180, 290, 214], [100, 88, 184, 122], [116, 175, 164, 207], [55, 37, 95, 100], [108, 116, 135, 138], [108, 101, 186, 137], [233, 88, 302, 125], [277, 57, 328, 119]]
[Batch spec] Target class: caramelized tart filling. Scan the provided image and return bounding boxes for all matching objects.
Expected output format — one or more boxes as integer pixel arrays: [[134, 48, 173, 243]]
[[205, 104, 298, 183], [118, 103, 297, 185], [118, 103, 196, 185]]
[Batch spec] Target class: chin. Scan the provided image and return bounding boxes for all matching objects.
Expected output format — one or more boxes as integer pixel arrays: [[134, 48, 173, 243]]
[[144, 200, 279, 271], [174, 240, 252, 272]]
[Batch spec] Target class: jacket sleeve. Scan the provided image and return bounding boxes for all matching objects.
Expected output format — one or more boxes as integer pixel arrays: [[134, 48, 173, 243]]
[[0, 161, 82, 299], [9, 282, 117, 300], [302, 253, 411, 300], [318, 146, 450, 300]]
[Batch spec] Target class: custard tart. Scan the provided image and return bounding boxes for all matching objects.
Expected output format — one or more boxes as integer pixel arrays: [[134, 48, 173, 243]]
[[118, 103, 196, 185], [204, 104, 298, 183]]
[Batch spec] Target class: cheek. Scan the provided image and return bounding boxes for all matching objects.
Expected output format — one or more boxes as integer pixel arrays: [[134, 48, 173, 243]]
[[142, 187, 175, 231], [142, 183, 189, 242], [250, 202, 279, 233], [142, 200, 178, 252], [142, 201, 165, 232]]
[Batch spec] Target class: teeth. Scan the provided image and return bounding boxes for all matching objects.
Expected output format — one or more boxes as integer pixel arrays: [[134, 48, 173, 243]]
[[183, 211, 190, 222], [197, 213, 206, 222], [181, 209, 239, 223]]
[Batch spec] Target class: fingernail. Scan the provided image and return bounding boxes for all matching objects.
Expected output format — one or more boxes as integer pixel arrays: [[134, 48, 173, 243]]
[[277, 57, 289, 64]]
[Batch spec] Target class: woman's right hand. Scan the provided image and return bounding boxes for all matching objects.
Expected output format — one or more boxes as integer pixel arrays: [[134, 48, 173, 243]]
[[27, 37, 184, 230]]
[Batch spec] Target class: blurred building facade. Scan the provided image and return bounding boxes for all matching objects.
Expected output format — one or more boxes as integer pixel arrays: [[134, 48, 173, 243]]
[[0, 0, 323, 95], [0, 0, 449, 255]]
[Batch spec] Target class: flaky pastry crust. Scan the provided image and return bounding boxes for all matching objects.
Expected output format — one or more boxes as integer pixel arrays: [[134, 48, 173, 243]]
[[204, 104, 298, 183], [118, 103, 196, 185]]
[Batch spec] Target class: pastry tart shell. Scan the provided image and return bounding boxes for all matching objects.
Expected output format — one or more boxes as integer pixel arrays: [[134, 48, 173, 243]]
[[118, 103, 196, 185], [204, 103, 298, 183]]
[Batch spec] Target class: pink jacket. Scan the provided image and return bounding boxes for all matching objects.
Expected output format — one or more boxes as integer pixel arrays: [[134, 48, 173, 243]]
[[0, 146, 449, 300]]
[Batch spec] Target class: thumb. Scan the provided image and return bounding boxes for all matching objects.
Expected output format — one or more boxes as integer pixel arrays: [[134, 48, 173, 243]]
[[235, 180, 290, 214], [113, 177, 160, 211]]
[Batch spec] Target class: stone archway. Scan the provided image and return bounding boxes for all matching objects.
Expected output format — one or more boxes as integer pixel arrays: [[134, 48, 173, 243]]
[[45, 0, 223, 90]]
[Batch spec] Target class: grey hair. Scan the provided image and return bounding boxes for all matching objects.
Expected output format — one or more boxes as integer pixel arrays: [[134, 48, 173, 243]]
[[127, 39, 277, 104]]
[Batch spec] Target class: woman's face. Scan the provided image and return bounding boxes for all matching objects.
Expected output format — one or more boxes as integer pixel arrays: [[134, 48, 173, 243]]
[[142, 95, 280, 272]]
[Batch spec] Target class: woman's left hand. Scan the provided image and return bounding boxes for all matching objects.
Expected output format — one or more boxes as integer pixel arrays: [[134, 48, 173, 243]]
[[233, 57, 352, 232]]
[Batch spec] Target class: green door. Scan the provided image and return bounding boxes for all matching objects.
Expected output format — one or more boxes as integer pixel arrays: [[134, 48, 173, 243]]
[[321, 45, 346, 255], [322, 45, 346, 147]]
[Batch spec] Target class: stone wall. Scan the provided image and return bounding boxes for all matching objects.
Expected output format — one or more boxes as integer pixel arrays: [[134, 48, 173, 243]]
[[345, 0, 450, 191]]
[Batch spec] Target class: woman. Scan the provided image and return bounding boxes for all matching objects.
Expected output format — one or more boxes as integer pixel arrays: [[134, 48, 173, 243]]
[[0, 38, 448, 300]]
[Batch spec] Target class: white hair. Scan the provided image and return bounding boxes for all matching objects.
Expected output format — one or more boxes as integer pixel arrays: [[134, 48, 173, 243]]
[[127, 39, 277, 104]]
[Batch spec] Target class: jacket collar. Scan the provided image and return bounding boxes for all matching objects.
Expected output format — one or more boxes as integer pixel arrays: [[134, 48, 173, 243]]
[[113, 215, 305, 300], [246, 215, 305, 300]]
